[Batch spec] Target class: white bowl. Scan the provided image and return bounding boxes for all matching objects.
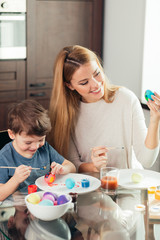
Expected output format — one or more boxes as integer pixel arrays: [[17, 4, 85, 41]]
[[25, 191, 72, 221]]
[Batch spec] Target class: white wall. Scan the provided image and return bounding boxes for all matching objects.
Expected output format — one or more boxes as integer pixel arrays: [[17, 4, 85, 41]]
[[103, 0, 145, 99], [103, 0, 160, 171]]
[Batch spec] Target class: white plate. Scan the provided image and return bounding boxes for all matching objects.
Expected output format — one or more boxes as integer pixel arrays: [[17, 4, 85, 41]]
[[35, 173, 101, 194], [118, 169, 160, 189]]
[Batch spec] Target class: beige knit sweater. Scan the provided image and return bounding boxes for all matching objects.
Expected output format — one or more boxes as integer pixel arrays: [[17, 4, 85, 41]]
[[69, 87, 159, 171]]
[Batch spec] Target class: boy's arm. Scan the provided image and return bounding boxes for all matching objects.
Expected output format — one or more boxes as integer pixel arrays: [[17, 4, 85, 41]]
[[0, 165, 32, 201], [62, 159, 76, 173], [47, 142, 76, 174], [51, 159, 76, 175], [0, 177, 20, 201]]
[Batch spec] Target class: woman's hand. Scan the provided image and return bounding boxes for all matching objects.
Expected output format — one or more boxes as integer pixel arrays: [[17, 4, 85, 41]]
[[91, 146, 108, 171], [13, 165, 31, 184], [147, 92, 160, 122], [145, 92, 160, 149]]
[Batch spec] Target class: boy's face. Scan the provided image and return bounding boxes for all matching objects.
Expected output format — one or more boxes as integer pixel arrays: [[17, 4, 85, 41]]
[[8, 130, 45, 158]]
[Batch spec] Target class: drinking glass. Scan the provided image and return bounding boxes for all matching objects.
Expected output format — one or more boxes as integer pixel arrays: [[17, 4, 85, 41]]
[[100, 167, 119, 195]]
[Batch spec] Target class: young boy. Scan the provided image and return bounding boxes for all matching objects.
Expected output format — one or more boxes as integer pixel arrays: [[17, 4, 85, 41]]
[[0, 100, 76, 201]]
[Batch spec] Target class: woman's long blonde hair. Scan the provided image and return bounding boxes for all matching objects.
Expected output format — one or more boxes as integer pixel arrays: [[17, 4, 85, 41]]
[[48, 45, 120, 158]]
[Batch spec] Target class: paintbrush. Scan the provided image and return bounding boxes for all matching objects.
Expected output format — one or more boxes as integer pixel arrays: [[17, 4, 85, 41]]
[[107, 146, 124, 150], [90, 146, 124, 151], [0, 166, 46, 170]]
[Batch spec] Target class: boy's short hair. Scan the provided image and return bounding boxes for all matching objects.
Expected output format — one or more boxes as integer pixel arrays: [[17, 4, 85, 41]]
[[8, 99, 51, 136]]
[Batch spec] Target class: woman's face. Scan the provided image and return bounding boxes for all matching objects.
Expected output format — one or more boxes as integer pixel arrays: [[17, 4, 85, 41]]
[[67, 60, 105, 103]]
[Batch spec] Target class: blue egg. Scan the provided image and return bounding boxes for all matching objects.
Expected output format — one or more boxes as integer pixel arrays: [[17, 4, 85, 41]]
[[38, 199, 54, 206], [145, 90, 155, 101], [65, 178, 75, 189]]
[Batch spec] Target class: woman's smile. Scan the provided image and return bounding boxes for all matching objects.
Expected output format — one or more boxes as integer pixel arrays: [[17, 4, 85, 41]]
[[90, 83, 103, 94]]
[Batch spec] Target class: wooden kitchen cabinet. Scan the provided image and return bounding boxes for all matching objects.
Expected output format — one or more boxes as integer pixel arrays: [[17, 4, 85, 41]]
[[0, 1, 103, 130], [27, 0, 104, 107], [0, 61, 26, 130], [0, 90, 25, 130], [27, 89, 52, 109], [0, 61, 25, 91]]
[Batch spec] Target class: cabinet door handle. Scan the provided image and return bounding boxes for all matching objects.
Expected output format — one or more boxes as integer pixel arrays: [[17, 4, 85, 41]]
[[30, 92, 46, 97], [29, 83, 46, 87], [0, 15, 25, 21]]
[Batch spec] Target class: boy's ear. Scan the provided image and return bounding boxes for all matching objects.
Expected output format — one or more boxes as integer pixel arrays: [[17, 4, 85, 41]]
[[8, 129, 15, 140], [7, 216, 15, 228], [65, 82, 74, 91]]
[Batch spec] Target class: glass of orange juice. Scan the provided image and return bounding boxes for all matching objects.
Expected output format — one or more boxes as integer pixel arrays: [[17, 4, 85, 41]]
[[100, 167, 119, 195]]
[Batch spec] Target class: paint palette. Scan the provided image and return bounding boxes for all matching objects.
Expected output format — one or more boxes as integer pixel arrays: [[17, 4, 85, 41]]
[[35, 173, 101, 194]]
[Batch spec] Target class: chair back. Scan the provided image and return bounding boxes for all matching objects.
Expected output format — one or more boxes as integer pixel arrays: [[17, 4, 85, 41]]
[[0, 131, 12, 150]]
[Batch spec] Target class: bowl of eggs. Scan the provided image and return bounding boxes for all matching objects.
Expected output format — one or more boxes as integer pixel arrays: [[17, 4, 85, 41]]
[[25, 191, 72, 221]]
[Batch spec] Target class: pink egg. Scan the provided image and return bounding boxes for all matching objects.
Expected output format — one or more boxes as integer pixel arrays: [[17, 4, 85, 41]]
[[43, 192, 58, 200], [42, 194, 55, 203]]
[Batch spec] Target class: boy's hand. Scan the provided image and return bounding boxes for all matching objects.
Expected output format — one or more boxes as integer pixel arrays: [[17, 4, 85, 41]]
[[13, 165, 32, 184], [50, 162, 65, 175]]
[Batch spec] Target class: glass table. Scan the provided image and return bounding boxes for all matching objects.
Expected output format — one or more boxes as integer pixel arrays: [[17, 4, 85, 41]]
[[0, 172, 159, 240]]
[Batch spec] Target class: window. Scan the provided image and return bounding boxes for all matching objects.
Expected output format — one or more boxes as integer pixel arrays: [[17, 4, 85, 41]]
[[141, 0, 160, 104]]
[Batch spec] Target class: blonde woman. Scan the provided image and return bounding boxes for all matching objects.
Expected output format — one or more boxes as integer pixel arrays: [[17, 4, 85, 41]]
[[48, 45, 160, 172]]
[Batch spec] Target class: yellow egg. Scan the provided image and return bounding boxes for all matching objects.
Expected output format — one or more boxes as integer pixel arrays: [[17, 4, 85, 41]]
[[27, 193, 41, 204], [131, 173, 143, 183]]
